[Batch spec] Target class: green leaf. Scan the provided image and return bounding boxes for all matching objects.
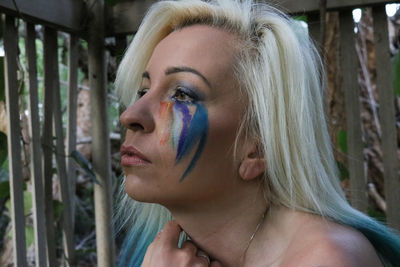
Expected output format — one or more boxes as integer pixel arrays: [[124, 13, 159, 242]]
[[5, 199, 10, 212], [0, 132, 7, 166], [6, 225, 35, 249], [392, 52, 400, 96], [105, 0, 118, 6], [53, 199, 64, 221], [25, 225, 34, 248], [337, 130, 348, 153], [0, 180, 10, 198], [0, 165, 9, 183], [336, 160, 349, 181], [70, 150, 99, 185], [367, 207, 386, 223], [293, 15, 307, 22], [24, 190, 32, 216]]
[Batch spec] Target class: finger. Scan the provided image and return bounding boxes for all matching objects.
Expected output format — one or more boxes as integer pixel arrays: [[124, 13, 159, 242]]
[[196, 250, 211, 265], [158, 220, 182, 247], [210, 260, 222, 267], [181, 240, 198, 255]]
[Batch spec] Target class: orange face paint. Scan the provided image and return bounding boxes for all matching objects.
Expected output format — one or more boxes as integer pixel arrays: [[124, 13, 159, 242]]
[[158, 102, 174, 145]]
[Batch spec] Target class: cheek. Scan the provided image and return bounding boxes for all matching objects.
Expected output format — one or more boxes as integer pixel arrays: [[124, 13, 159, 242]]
[[157, 101, 209, 181], [204, 109, 242, 164]]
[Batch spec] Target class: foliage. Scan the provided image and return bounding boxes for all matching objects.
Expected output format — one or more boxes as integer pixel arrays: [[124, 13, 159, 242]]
[[70, 150, 99, 184], [336, 160, 350, 181], [0, 132, 7, 167], [293, 15, 307, 22], [367, 207, 386, 223], [337, 130, 348, 153]]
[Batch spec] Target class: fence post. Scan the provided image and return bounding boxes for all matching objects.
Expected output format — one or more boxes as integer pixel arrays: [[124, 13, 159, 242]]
[[339, 10, 368, 212], [372, 5, 400, 230], [66, 34, 78, 228], [88, 0, 116, 266], [25, 22, 48, 267], [43, 26, 57, 267], [3, 14, 28, 267], [51, 30, 76, 266]]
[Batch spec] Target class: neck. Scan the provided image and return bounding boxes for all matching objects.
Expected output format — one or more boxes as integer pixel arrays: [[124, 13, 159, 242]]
[[167, 184, 268, 267]]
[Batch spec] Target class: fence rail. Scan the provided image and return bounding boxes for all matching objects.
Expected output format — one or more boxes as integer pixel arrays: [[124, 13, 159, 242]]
[[0, 0, 399, 266]]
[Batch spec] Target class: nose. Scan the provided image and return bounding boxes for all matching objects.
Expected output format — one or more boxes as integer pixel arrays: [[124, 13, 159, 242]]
[[120, 96, 156, 133]]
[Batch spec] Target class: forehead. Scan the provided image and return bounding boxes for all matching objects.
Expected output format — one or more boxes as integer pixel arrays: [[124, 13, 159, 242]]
[[146, 25, 238, 88]]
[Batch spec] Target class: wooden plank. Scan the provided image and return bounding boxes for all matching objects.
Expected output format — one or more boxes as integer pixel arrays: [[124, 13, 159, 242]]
[[372, 5, 400, 230], [43, 26, 57, 267], [308, 13, 322, 54], [106, 0, 156, 36], [108, 0, 399, 35], [0, 0, 85, 34], [51, 30, 76, 266], [3, 14, 27, 267], [25, 22, 48, 267], [339, 10, 368, 212], [66, 34, 78, 228], [115, 36, 128, 144], [88, 0, 116, 266], [273, 0, 398, 14]]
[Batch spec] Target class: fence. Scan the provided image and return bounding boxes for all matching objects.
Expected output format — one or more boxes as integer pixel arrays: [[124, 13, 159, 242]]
[[0, 0, 399, 266]]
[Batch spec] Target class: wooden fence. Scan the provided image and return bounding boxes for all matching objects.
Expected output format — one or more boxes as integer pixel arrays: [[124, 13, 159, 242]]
[[0, 0, 399, 266]]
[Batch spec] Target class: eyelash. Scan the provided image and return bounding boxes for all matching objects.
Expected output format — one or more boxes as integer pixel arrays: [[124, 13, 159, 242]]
[[171, 86, 198, 103], [137, 88, 148, 98], [137, 86, 198, 103]]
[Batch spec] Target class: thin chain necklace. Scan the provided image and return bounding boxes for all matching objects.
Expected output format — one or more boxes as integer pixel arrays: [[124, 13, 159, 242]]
[[241, 207, 269, 263]]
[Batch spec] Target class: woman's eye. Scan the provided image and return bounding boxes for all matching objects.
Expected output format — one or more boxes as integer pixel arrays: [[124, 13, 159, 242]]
[[172, 87, 196, 103], [137, 88, 148, 98]]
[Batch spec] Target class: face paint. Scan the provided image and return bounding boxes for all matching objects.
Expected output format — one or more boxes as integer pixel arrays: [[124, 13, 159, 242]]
[[158, 102, 174, 145], [158, 101, 209, 182]]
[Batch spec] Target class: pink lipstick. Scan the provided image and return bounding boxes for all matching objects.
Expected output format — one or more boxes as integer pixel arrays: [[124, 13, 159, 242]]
[[120, 145, 151, 167]]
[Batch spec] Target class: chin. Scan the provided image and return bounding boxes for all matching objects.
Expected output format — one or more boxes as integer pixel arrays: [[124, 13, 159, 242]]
[[124, 173, 156, 202], [123, 173, 174, 205]]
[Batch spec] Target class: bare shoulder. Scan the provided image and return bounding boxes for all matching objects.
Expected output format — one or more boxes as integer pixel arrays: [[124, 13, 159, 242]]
[[281, 215, 383, 267]]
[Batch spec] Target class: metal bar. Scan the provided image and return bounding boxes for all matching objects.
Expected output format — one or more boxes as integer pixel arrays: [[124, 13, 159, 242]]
[[25, 21, 48, 267], [372, 5, 400, 230], [339, 10, 368, 212], [88, 0, 116, 265]]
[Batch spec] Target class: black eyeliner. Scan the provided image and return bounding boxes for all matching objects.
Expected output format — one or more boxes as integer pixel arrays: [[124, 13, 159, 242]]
[[176, 82, 205, 101]]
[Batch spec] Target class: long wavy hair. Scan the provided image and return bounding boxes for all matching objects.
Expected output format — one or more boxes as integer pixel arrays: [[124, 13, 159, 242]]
[[114, 0, 400, 266]]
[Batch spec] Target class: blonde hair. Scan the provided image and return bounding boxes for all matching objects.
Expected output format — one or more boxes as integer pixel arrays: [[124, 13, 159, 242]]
[[115, 1, 400, 266]]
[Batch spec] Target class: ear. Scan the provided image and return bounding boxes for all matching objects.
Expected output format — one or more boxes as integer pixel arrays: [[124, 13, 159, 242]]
[[238, 143, 266, 181]]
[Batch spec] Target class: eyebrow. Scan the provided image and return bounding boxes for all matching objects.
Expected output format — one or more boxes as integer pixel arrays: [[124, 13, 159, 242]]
[[141, 66, 212, 88], [165, 66, 211, 88], [142, 71, 150, 80]]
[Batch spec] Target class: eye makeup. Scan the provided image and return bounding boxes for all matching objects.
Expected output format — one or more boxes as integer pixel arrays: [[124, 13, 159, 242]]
[[158, 100, 209, 182], [170, 82, 205, 103]]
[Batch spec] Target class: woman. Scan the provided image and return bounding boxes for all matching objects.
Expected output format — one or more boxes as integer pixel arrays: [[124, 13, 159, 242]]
[[115, 0, 400, 266]]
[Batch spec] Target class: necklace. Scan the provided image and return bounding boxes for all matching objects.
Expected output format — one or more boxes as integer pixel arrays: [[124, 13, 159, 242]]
[[241, 207, 269, 262]]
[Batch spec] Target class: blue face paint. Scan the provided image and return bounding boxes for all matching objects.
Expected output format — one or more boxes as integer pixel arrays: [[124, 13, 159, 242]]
[[158, 100, 209, 182], [174, 102, 209, 182]]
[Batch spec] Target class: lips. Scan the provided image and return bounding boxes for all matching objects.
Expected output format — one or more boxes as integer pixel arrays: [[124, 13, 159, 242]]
[[120, 145, 151, 167]]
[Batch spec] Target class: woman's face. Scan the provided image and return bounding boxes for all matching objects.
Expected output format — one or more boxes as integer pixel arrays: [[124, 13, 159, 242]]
[[120, 25, 247, 208]]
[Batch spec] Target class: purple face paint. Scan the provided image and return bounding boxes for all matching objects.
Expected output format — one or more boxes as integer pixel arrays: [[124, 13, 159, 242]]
[[158, 101, 209, 181]]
